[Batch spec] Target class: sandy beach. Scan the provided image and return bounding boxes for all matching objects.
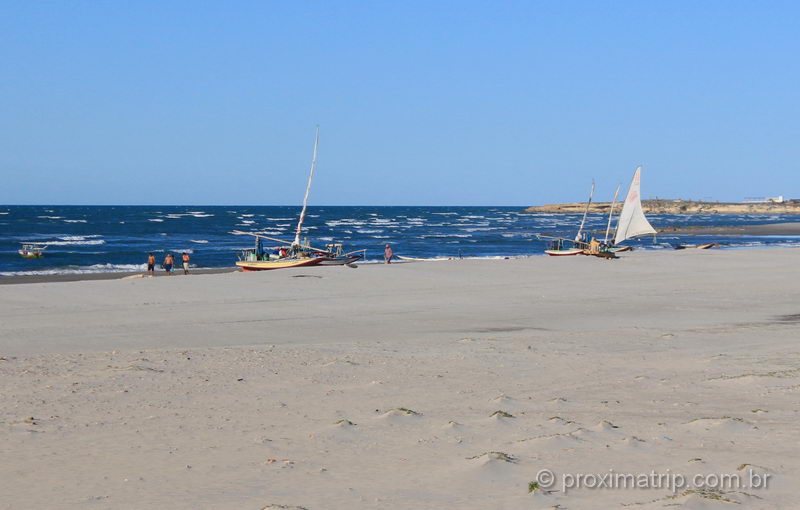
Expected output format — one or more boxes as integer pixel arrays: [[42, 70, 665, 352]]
[[2, 250, 799, 509]]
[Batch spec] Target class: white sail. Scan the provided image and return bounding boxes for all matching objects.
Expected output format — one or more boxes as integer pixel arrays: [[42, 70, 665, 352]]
[[614, 166, 656, 245], [292, 127, 320, 247]]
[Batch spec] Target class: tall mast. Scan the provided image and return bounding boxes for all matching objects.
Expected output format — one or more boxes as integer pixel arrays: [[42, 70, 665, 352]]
[[575, 179, 595, 242], [604, 184, 621, 244], [293, 126, 320, 247]]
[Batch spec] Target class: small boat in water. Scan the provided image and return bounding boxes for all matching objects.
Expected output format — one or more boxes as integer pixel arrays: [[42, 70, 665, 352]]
[[19, 243, 47, 259]]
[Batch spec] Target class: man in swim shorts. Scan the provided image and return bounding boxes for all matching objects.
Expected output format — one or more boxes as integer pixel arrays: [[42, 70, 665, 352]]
[[147, 253, 156, 275], [163, 253, 174, 275], [182, 252, 190, 275]]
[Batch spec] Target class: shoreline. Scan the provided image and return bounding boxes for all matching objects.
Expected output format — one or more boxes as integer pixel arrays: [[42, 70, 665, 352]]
[[0, 267, 236, 285], [657, 221, 800, 236], [4, 236, 800, 284]]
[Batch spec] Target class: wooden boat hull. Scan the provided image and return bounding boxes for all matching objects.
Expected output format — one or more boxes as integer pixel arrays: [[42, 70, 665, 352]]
[[582, 250, 618, 259], [18, 252, 44, 259], [675, 242, 719, 250], [236, 257, 323, 271], [545, 248, 584, 256], [315, 254, 363, 266]]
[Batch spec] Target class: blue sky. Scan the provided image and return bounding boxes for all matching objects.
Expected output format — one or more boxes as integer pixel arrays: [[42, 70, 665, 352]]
[[1, 1, 798, 205]]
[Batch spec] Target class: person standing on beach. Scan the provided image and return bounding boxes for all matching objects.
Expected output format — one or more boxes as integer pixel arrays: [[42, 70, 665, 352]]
[[384, 243, 393, 264], [163, 253, 174, 275], [181, 252, 190, 275], [147, 253, 156, 275]]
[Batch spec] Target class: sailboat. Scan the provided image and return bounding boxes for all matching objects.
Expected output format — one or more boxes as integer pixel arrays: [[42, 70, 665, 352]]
[[542, 180, 594, 256], [235, 128, 364, 271], [611, 166, 656, 248]]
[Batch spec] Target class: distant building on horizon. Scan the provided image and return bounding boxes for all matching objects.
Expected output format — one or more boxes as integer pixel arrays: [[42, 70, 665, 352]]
[[743, 195, 785, 204]]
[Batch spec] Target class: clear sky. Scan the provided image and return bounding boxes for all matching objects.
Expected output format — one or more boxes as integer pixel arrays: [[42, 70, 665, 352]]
[[1, 1, 798, 205]]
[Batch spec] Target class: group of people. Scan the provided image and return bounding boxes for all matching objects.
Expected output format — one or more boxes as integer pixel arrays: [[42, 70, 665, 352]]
[[147, 252, 191, 276]]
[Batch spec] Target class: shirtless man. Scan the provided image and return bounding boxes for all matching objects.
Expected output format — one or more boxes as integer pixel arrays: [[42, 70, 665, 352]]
[[163, 253, 174, 275]]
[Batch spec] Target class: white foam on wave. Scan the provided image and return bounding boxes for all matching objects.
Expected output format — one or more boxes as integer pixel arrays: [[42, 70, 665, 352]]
[[46, 235, 106, 246], [357, 229, 384, 234], [63, 219, 88, 223], [190, 239, 209, 244], [38, 215, 63, 219], [0, 263, 146, 276], [61, 235, 102, 240], [0, 212, 9, 215], [148, 218, 164, 222]]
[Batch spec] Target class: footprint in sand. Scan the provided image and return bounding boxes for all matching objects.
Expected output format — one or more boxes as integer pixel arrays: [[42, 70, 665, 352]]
[[377, 408, 423, 424], [684, 417, 757, 433]]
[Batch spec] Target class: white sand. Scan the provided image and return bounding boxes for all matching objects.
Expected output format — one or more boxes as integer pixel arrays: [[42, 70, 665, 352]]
[[1, 250, 799, 509]]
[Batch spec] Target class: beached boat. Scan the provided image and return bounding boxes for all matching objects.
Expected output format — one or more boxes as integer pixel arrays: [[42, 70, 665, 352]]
[[674, 242, 720, 250], [540, 181, 595, 256], [19, 243, 47, 259], [234, 127, 365, 269], [314, 243, 364, 265], [544, 246, 584, 256], [236, 256, 322, 271]]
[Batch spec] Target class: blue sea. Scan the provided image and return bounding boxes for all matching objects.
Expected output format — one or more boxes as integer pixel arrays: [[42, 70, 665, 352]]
[[1, 205, 798, 275]]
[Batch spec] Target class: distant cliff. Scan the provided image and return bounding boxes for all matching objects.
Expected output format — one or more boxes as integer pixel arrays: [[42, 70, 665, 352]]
[[523, 199, 800, 215]]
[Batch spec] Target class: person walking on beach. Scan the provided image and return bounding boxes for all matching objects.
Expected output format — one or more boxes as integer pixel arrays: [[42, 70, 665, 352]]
[[384, 243, 393, 264], [147, 253, 156, 275], [181, 252, 190, 275], [163, 253, 174, 275]]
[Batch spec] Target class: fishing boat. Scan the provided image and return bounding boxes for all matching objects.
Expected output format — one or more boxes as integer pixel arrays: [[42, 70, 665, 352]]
[[611, 166, 657, 248], [544, 240, 584, 256], [315, 243, 365, 265], [674, 242, 720, 250], [541, 181, 594, 256], [236, 256, 322, 271], [235, 127, 365, 270], [18, 243, 47, 259]]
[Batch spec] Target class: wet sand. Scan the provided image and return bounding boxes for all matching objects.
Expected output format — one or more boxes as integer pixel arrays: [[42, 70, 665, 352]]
[[658, 221, 800, 236], [0, 268, 236, 285]]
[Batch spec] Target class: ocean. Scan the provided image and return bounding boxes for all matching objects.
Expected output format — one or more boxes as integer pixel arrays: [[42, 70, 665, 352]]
[[1, 205, 798, 276]]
